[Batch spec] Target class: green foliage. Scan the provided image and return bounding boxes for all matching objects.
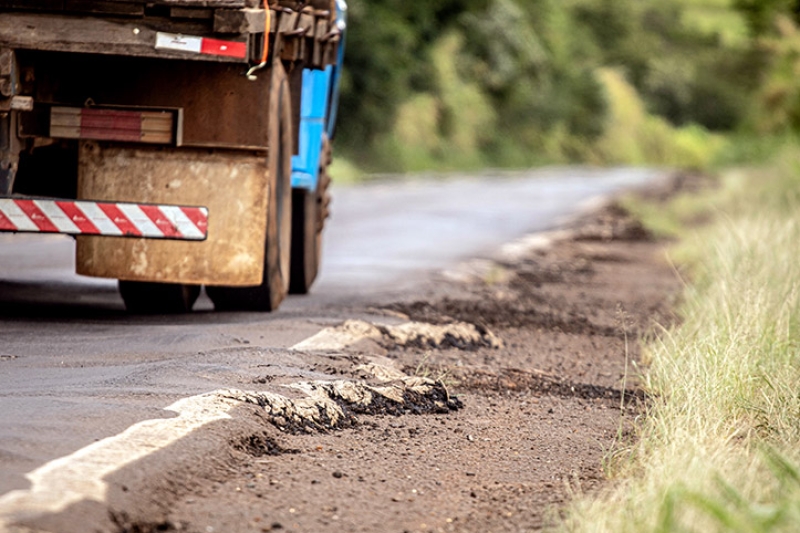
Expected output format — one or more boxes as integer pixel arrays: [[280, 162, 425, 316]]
[[735, 0, 800, 36], [571, 0, 756, 131], [594, 69, 726, 168], [712, 131, 800, 166], [751, 16, 800, 132], [333, 0, 800, 173]]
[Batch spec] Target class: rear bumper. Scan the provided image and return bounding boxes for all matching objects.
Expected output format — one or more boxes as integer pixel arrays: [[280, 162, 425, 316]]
[[0, 197, 209, 241]]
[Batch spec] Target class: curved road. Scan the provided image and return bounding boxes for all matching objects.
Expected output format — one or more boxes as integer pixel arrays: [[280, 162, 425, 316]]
[[0, 167, 663, 499]]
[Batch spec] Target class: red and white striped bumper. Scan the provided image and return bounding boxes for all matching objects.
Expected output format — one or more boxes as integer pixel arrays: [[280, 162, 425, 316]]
[[0, 199, 208, 241], [155, 32, 248, 60]]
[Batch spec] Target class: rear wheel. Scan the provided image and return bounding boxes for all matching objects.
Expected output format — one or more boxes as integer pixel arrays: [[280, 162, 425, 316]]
[[206, 64, 293, 312], [118, 281, 200, 314], [289, 138, 331, 294]]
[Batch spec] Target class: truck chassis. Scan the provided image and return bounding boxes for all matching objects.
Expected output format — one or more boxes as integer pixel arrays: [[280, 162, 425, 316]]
[[0, 0, 346, 312]]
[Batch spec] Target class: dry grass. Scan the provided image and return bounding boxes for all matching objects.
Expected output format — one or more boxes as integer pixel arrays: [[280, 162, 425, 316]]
[[560, 150, 800, 532]]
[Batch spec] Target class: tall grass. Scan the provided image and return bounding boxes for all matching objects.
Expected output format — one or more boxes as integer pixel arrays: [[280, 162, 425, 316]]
[[561, 149, 800, 533]]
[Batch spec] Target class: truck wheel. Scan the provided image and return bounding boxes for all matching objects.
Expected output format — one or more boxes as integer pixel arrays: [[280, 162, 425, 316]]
[[206, 64, 293, 312], [289, 138, 331, 294], [118, 281, 200, 314]]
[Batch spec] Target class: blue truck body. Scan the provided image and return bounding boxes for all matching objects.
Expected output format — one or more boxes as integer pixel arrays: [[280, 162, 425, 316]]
[[291, 0, 347, 192]]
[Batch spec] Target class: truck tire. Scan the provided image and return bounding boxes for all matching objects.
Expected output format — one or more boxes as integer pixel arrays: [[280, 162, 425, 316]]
[[118, 281, 201, 314], [206, 63, 293, 312], [289, 138, 331, 294]]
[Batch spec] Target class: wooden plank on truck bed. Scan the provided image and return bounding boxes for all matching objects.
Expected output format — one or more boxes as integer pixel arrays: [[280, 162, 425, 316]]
[[105, 0, 255, 6], [312, 16, 327, 68], [0, 1, 145, 15], [0, 0, 256, 7], [63, 1, 145, 15], [213, 8, 266, 34], [0, 13, 249, 63], [157, 0, 258, 7]]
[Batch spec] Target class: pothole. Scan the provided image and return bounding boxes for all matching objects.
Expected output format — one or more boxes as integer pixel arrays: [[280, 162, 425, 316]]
[[224, 367, 462, 434], [449, 367, 646, 403], [389, 299, 623, 337]]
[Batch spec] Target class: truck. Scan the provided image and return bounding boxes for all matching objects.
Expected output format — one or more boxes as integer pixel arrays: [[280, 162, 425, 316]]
[[0, 0, 346, 313]]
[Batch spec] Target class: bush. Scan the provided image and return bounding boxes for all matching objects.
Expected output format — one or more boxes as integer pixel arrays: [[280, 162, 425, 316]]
[[334, 0, 786, 172]]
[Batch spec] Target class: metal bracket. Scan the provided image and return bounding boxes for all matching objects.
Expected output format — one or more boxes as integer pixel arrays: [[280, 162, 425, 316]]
[[0, 112, 16, 195], [0, 95, 33, 113], [0, 48, 17, 98], [0, 48, 20, 195]]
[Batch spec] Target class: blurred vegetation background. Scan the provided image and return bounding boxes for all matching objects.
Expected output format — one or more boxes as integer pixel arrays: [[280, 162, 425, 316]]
[[332, 0, 800, 173]]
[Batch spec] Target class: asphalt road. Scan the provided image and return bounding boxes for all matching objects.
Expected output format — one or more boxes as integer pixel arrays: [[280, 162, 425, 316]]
[[0, 167, 663, 500]]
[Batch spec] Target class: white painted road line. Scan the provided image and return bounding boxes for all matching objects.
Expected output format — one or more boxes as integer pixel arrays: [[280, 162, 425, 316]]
[[291, 319, 383, 351], [0, 325, 342, 529], [0, 393, 239, 530]]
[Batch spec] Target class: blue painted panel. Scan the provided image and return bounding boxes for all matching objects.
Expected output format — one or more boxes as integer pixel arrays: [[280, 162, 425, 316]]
[[292, 69, 333, 191], [291, 121, 325, 190], [291, 1, 346, 191]]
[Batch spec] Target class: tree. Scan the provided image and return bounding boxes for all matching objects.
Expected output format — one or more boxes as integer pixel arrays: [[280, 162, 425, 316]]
[[735, 0, 800, 36]]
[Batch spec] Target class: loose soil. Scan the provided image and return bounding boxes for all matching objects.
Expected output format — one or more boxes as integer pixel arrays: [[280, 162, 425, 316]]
[[130, 180, 687, 533]]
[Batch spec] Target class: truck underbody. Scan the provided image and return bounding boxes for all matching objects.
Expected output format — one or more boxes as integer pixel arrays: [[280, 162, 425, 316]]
[[0, 0, 345, 312]]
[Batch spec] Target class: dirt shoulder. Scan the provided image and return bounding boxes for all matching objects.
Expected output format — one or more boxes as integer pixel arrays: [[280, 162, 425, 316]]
[[113, 182, 684, 533]]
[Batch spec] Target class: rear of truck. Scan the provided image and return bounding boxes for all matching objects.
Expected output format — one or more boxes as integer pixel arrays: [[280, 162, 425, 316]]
[[0, 0, 345, 312]]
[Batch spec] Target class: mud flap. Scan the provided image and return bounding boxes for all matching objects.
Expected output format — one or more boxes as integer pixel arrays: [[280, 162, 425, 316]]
[[75, 143, 269, 286]]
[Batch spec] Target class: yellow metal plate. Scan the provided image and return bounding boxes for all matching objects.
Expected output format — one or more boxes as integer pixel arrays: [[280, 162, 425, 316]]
[[76, 143, 269, 286]]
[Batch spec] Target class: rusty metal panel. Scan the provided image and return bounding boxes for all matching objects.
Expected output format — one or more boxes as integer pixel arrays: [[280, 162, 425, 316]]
[[155, 0, 255, 6], [26, 52, 272, 150], [76, 143, 269, 286]]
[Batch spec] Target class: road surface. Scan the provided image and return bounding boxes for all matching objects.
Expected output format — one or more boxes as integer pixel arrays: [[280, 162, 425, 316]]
[[0, 167, 663, 529]]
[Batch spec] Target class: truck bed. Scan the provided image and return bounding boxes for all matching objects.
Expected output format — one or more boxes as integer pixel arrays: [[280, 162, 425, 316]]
[[0, 1, 258, 10], [0, 0, 338, 65]]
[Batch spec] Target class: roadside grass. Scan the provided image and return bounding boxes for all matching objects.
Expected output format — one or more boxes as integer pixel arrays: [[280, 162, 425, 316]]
[[711, 132, 800, 169], [559, 147, 800, 533], [618, 185, 718, 240]]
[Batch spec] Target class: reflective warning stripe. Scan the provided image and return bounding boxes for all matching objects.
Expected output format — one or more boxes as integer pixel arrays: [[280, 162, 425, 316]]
[[155, 32, 248, 60], [55, 201, 100, 234], [14, 200, 60, 233], [0, 199, 208, 241], [201, 37, 249, 59], [50, 107, 176, 145]]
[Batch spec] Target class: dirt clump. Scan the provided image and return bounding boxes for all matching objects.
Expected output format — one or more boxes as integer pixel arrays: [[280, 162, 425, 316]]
[[110, 512, 183, 533], [569, 202, 653, 242], [232, 433, 299, 457], [225, 374, 462, 434]]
